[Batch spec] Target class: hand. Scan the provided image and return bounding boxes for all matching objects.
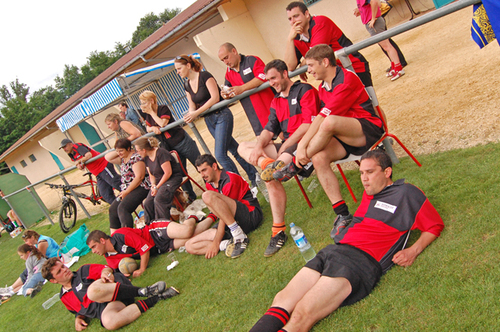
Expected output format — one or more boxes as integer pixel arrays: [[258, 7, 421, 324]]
[[101, 270, 115, 283], [75, 316, 88, 331], [118, 191, 128, 200], [353, 8, 360, 17], [249, 147, 266, 166], [295, 148, 310, 168], [132, 269, 144, 278], [151, 126, 162, 135], [221, 90, 231, 99], [205, 241, 220, 259], [183, 111, 198, 123], [288, 21, 303, 41], [369, 18, 376, 29], [299, 72, 308, 82], [76, 161, 85, 170], [151, 187, 158, 197], [229, 86, 244, 97], [392, 247, 418, 267]]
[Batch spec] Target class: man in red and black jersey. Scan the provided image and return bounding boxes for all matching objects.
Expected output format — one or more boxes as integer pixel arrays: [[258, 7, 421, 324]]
[[42, 258, 178, 331], [218, 43, 274, 136], [185, 154, 263, 259], [60, 139, 121, 204], [274, 44, 384, 236], [284, 1, 372, 87], [238, 59, 320, 257], [250, 150, 444, 332]]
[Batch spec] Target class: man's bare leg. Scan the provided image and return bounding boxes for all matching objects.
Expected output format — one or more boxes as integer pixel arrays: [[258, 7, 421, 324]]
[[101, 301, 141, 330], [184, 229, 217, 255], [202, 191, 238, 225]]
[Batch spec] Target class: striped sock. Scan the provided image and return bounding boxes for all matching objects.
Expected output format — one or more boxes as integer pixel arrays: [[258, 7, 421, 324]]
[[112, 283, 141, 302], [272, 223, 286, 237], [332, 200, 349, 216], [135, 296, 159, 313], [228, 222, 246, 242], [249, 306, 290, 332], [260, 157, 275, 170]]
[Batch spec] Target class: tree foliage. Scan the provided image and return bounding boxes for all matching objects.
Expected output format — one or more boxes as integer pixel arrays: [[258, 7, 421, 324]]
[[0, 8, 180, 157]]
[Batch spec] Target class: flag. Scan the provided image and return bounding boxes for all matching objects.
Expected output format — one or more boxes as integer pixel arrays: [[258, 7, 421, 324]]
[[471, 3, 495, 48]]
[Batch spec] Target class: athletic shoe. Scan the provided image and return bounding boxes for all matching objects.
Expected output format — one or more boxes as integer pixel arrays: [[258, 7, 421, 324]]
[[386, 69, 395, 78], [390, 69, 405, 81], [264, 231, 287, 257], [30, 281, 44, 298], [158, 286, 180, 300], [0, 286, 14, 297], [138, 281, 167, 298], [273, 162, 301, 182], [261, 160, 285, 182], [330, 214, 353, 239], [225, 237, 249, 259]]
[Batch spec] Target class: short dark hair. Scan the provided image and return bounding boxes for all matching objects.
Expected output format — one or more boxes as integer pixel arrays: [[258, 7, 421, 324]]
[[264, 59, 288, 76], [360, 149, 393, 178], [119, 102, 128, 108], [115, 138, 132, 150], [195, 154, 219, 169], [86, 230, 110, 245], [305, 44, 336, 67], [286, 1, 308, 13], [42, 257, 61, 280]]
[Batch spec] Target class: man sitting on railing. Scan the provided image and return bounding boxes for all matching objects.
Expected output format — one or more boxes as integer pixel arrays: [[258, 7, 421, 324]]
[[237, 59, 319, 257], [59, 139, 121, 204], [273, 45, 384, 237]]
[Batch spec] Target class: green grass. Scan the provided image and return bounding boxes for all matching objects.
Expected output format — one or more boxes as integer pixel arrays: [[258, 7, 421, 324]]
[[2, 143, 500, 331]]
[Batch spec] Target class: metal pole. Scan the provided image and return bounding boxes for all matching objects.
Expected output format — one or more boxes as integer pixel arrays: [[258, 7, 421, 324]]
[[25, 186, 54, 225], [188, 122, 212, 155], [59, 174, 91, 219]]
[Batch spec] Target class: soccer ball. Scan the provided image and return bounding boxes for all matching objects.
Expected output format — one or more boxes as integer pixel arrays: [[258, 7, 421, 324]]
[[118, 257, 138, 275]]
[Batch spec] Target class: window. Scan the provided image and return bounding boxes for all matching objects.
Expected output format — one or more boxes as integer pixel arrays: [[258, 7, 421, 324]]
[[29, 154, 36, 162], [304, 0, 321, 5], [20, 160, 27, 168]]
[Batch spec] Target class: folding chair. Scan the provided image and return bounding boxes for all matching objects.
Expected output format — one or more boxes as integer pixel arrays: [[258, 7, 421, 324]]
[[170, 150, 205, 212], [294, 175, 313, 208]]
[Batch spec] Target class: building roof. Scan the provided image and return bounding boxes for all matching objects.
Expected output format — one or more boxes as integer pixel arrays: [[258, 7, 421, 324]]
[[0, 0, 225, 162]]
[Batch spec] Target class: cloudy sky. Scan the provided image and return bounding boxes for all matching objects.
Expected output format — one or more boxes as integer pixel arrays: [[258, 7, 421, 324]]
[[0, 0, 197, 93]]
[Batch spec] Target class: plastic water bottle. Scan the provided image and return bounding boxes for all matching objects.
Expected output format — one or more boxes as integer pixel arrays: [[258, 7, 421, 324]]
[[289, 223, 316, 262], [42, 293, 60, 310], [255, 173, 269, 202]]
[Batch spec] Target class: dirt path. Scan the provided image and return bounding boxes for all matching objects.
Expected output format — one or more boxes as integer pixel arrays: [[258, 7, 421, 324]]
[[34, 7, 499, 220]]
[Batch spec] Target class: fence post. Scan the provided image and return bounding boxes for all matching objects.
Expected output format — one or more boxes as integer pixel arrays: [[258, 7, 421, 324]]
[[188, 122, 212, 155], [26, 186, 54, 225]]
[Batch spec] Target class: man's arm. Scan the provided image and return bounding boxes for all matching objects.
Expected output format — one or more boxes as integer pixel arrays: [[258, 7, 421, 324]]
[[369, 0, 381, 28], [77, 152, 94, 170], [249, 129, 274, 165], [133, 251, 150, 277], [284, 24, 300, 71], [206, 220, 226, 259], [229, 77, 266, 97], [392, 232, 438, 267], [295, 115, 325, 166], [278, 123, 310, 155]]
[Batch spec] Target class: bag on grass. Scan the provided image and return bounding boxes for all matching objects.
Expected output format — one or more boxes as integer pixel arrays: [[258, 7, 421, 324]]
[[58, 224, 91, 258]]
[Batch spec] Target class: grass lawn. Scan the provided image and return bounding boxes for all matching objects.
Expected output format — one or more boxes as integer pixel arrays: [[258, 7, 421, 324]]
[[1, 143, 499, 331]]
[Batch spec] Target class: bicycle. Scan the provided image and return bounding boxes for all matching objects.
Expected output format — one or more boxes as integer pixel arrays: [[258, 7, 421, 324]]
[[45, 172, 103, 233]]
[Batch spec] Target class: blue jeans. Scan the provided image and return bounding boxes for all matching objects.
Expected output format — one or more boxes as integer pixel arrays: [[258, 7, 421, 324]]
[[97, 163, 122, 204], [23, 272, 45, 296], [204, 108, 257, 184], [174, 131, 201, 201]]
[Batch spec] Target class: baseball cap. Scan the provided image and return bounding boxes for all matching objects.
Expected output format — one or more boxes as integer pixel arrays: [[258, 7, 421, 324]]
[[59, 139, 73, 149]]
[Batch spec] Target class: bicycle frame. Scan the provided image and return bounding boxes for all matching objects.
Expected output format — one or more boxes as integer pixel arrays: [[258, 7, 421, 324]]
[[46, 172, 103, 206]]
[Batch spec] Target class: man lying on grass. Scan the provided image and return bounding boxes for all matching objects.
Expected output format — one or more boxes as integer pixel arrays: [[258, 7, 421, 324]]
[[42, 258, 179, 331], [250, 149, 444, 332]]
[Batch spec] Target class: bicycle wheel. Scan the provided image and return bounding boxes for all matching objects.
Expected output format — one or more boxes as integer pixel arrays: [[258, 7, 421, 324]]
[[59, 199, 77, 233]]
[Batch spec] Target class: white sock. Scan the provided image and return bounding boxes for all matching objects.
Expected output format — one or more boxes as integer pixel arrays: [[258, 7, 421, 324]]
[[228, 222, 246, 242]]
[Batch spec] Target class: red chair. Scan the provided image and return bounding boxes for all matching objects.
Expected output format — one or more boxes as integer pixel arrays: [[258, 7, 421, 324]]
[[170, 150, 205, 212]]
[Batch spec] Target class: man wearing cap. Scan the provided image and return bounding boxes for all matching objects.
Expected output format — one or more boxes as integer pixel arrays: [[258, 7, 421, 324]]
[[60, 139, 121, 204]]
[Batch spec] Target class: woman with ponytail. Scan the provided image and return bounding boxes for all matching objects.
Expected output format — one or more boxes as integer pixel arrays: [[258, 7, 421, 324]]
[[174, 54, 257, 187], [17, 244, 46, 297], [134, 137, 183, 223]]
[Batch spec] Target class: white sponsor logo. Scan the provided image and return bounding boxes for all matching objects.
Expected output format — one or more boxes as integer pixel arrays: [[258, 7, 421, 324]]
[[311, 115, 316, 121], [258, 73, 266, 80], [320, 107, 331, 116], [76, 283, 83, 292], [291, 98, 297, 105], [121, 245, 128, 252], [374, 201, 397, 214], [243, 68, 252, 75], [141, 244, 150, 252]]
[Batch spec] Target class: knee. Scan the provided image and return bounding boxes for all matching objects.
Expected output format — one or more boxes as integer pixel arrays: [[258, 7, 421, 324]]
[[319, 117, 340, 133], [86, 283, 101, 302], [201, 191, 216, 205], [101, 316, 120, 331], [311, 151, 332, 167], [184, 239, 196, 254]]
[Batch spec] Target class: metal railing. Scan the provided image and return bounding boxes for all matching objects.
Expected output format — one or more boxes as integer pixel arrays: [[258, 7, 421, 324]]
[[1, 0, 480, 227]]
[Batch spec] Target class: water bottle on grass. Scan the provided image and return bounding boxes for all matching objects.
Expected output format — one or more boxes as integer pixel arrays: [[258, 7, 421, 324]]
[[290, 222, 316, 262], [42, 293, 60, 310], [255, 173, 269, 202]]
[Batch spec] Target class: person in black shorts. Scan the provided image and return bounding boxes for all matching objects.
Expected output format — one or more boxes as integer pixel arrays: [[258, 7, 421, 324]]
[[250, 150, 444, 332], [185, 154, 263, 259], [42, 258, 179, 331], [274, 44, 384, 236]]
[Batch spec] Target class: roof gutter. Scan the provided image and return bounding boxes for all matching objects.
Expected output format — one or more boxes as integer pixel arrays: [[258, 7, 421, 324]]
[[1, 0, 223, 162]]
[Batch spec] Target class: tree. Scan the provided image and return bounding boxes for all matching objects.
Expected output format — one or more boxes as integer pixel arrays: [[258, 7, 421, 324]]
[[131, 8, 181, 47]]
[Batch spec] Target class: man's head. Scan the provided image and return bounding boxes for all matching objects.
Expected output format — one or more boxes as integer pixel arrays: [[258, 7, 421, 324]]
[[42, 257, 73, 284], [86, 230, 111, 256], [304, 44, 336, 81], [59, 139, 74, 154], [265, 59, 292, 94], [286, 2, 310, 29], [117, 102, 128, 119], [359, 150, 393, 196], [218, 43, 240, 69], [195, 154, 221, 183]]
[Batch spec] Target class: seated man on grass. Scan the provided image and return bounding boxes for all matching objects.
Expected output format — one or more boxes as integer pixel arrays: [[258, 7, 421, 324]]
[[273, 44, 384, 237], [238, 59, 319, 257], [87, 217, 212, 277], [185, 154, 263, 259], [250, 150, 444, 332], [42, 257, 178, 331]]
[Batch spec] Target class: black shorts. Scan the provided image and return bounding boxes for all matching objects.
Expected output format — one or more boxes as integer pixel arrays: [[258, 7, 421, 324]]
[[337, 118, 384, 159], [213, 201, 263, 239], [96, 272, 134, 323], [273, 142, 298, 156], [148, 221, 175, 254], [304, 244, 382, 307]]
